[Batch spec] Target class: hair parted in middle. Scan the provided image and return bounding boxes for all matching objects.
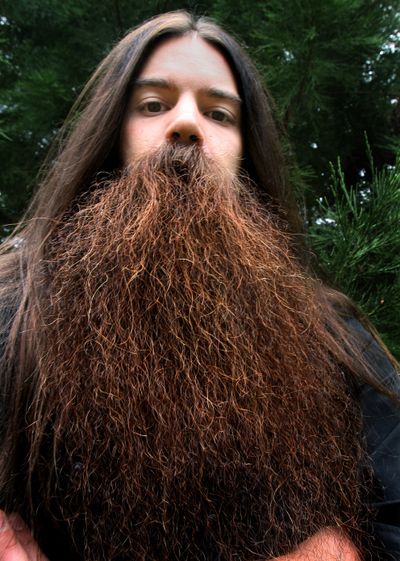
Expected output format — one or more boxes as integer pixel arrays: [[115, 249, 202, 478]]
[[24, 9, 299, 246]]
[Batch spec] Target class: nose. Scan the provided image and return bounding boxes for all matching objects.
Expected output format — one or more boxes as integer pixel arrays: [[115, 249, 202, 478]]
[[165, 99, 204, 146]]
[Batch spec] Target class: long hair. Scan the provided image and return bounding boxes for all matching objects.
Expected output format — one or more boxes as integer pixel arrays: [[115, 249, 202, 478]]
[[0, 9, 301, 367], [0, 8, 396, 528], [17, 10, 297, 242]]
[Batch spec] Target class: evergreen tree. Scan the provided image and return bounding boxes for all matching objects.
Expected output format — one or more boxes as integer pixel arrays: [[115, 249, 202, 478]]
[[211, 0, 399, 202], [309, 145, 400, 356]]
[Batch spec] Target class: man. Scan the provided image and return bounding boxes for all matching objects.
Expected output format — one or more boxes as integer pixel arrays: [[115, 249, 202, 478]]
[[0, 10, 399, 561]]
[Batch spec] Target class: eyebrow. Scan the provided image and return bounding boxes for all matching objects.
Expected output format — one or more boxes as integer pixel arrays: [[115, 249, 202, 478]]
[[133, 77, 242, 105]]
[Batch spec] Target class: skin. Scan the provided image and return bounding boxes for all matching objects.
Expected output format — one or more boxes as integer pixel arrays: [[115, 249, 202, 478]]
[[0, 33, 361, 561], [0, 510, 360, 561], [120, 34, 243, 173], [0, 512, 48, 561]]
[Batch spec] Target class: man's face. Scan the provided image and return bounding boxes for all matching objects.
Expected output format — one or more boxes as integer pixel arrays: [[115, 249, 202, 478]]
[[120, 34, 243, 174]]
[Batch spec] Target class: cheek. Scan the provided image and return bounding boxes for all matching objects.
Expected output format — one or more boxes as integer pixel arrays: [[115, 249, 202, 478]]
[[208, 129, 241, 156], [215, 132, 242, 171], [120, 119, 148, 163], [120, 118, 164, 163]]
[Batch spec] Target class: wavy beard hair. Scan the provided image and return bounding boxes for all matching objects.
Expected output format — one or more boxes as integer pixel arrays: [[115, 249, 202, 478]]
[[28, 143, 368, 561]]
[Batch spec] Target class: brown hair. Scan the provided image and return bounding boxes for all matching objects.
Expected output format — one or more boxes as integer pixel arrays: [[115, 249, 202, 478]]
[[0, 9, 397, 537], [19, 10, 297, 242], [0, 9, 302, 360], [0, 10, 309, 435]]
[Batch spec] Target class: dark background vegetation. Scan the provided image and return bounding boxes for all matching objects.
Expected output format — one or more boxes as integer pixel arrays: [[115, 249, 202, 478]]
[[0, 0, 399, 353]]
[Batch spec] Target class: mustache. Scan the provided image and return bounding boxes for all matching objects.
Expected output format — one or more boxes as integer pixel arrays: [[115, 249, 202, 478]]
[[124, 142, 226, 177]]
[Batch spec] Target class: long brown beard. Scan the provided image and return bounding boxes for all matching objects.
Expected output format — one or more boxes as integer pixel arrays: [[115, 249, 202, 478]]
[[31, 144, 367, 560]]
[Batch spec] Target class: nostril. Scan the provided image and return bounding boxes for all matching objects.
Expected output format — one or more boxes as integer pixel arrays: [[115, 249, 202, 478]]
[[170, 130, 201, 144]]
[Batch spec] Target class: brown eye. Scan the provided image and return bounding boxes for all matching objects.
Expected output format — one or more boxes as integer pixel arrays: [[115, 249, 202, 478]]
[[138, 100, 167, 115], [146, 101, 163, 113], [210, 110, 227, 122], [207, 109, 234, 124]]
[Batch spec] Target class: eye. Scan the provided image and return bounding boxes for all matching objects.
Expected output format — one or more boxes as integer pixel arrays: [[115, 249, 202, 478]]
[[207, 109, 235, 124], [138, 100, 168, 115]]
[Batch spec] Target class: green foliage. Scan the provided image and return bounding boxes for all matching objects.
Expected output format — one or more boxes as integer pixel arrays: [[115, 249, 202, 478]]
[[309, 147, 400, 356], [212, 0, 399, 201]]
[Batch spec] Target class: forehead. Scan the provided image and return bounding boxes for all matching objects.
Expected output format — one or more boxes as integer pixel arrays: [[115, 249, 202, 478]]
[[137, 34, 238, 93]]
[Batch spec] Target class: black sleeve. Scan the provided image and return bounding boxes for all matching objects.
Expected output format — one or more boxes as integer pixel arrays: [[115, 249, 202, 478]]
[[348, 319, 400, 560]]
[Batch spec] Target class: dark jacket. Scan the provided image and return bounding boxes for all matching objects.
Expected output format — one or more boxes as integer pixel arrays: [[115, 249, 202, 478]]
[[350, 319, 400, 560]]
